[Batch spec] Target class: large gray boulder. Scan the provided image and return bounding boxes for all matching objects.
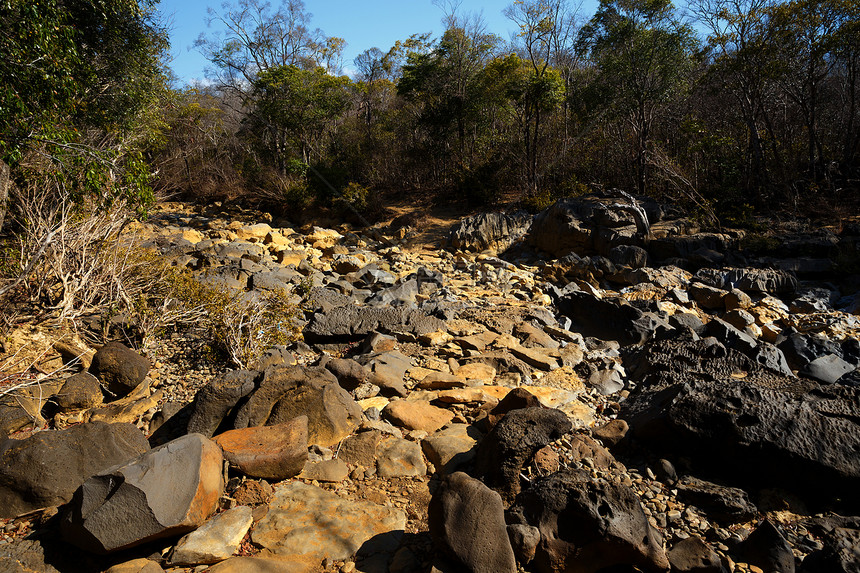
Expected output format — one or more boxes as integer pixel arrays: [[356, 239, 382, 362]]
[[621, 379, 860, 501], [0, 422, 149, 518], [527, 193, 658, 258], [428, 472, 516, 573], [474, 407, 572, 503], [508, 469, 669, 573], [62, 433, 225, 553], [233, 365, 362, 448], [303, 304, 445, 343], [448, 211, 532, 253], [186, 370, 259, 438]]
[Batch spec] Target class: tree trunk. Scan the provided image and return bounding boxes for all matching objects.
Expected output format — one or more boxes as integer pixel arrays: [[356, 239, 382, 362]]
[[0, 160, 9, 233]]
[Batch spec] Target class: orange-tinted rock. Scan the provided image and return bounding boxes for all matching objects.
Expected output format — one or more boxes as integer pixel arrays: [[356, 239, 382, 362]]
[[382, 400, 454, 433], [214, 416, 308, 480]]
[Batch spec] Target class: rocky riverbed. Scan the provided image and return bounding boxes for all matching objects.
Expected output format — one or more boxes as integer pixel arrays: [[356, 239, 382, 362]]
[[1, 190, 859, 573]]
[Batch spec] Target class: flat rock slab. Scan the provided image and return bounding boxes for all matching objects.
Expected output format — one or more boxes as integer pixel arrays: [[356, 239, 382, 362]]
[[376, 436, 426, 477], [252, 481, 407, 562], [207, 554, 321, 573], [382, 400, 454, 433], [299, 458, 349, 482], [104, 558, 163, 573], [169, 505, 254, 566]]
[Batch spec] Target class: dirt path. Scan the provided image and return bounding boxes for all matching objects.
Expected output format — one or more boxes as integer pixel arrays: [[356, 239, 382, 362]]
[[380, 199, 471, 253]]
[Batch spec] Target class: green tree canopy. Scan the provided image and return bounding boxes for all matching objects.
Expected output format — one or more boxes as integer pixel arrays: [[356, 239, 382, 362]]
[[0, 0, 169, 206], [252, 65, 352, 167], [580, 0, 697, 194]]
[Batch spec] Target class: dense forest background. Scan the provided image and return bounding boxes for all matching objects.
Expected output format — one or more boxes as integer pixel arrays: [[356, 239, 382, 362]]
[[2, 0, 859, 228]]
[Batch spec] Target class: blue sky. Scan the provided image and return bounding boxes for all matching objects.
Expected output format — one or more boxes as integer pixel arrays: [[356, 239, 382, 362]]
[[156, 0, 595, 85]]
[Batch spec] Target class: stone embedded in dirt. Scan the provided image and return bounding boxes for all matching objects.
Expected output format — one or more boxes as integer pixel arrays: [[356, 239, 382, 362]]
[[623, 378, 860, 501], [233, 365, 361, 448], [360, 350, 411, 397], [474, 407, 572, 503], [323, 357, 368, 390], [168, 505, 253, 566], [338, 430, 383, 467], [674, 476, 758, 523], [300, 458, 349, 482], [566, 434, 616, 469], [207, 555, 321, 573], [509, 468, 669, 573], [187, 370, 258, 438], [421, 424, 482, 476], [0, 421, 149, 518], [55, 372, 104, 410], [252, 481, 406, 562], [89, 341, 150, 398], [382, 399, 454, 433], [428, 472, 516, 573], [448, 211, 533, 253], [668, 536, 726, 573], [61, 433, 224, 553], [376, 436, 426, 477], [592, 419, 629, 448], [213, 416, 308, 480], [736, 520, 796, 573]]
